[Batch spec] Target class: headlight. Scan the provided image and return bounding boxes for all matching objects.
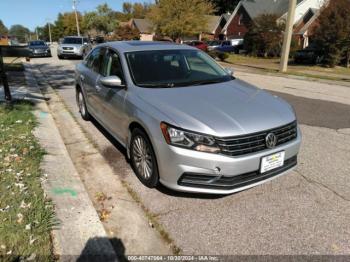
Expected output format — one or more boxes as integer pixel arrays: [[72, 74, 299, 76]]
[[160, 123, 220, 153]]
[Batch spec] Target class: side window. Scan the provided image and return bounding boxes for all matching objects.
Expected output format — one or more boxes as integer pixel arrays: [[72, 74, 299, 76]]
[[85, 48, 99, 69], [101, 50, 125, 83], [85, 47, 105, 74]]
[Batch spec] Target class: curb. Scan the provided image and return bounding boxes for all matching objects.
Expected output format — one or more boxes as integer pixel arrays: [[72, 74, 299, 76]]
[[24, 64, 118, 261], [220, 61, 350, 88]]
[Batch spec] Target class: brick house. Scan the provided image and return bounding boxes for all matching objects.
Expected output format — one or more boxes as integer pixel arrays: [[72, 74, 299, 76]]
[[221, 0, 326, 44]]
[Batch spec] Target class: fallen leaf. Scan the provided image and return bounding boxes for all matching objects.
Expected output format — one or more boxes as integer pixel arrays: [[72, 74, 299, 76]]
[[6, 250, 12, 255], [15, 183, 25, 189], [15, 120, 23, 124], [95, 192, 107, 202], [20, 200, 31, 209], [17, 213, 24, 224], [27, 253, 36, 261], [0, 205, 10, 212], [29, 235, 37, 245], [98, 209, 111, 222], [25, 224, 31, 230], [0, 245, 5, 249]]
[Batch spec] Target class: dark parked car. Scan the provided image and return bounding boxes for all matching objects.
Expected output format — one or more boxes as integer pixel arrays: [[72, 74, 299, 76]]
[[183, 41, 208, 51], [27, 40, 51, 57], [294, 46, 324, 64]]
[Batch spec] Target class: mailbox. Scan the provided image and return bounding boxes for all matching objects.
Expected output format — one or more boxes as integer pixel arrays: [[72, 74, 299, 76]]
[[0, 45, 31, 102]]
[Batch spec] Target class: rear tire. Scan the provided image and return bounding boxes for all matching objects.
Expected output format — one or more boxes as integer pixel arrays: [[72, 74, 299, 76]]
[[76, 88, 90, 121], [130, 128, 159, 188]]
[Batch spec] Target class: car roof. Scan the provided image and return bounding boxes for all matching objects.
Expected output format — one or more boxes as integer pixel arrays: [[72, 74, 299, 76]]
[[64, 36, 84, 38], [99, 41, 194, 53]]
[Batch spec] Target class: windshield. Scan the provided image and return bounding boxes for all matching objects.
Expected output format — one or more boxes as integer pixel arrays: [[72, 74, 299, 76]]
[[125, 50, 232, 88], [29, 41, 46, 46], [63, 38, 83, 44]]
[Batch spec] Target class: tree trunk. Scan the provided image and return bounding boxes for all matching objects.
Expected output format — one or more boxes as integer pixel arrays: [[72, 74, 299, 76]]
[[347, 50, 350, 68]]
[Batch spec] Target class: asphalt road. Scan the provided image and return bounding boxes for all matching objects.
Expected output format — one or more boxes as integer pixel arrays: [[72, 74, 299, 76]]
[[29, 48, 350, 255]]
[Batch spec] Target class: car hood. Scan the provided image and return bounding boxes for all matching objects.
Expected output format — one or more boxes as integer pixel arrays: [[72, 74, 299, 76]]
[[30, 45, 49, 49], [136, 79, 296, 137]]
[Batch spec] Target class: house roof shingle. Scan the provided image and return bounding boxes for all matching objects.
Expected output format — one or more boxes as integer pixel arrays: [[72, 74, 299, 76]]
[[132, 19, 153, 34], [204, 15, 222, 33], [241, 0, 303, 19]]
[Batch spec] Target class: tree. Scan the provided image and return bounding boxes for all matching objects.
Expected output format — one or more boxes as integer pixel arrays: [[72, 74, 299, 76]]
[[313, 0, 350, 67], [121, 2, 152, 21], [111, 25, 140, 40], [209, 0, 239, 15], [82, 4, 118, 35], [51, 13, 65, 41], [62, 12, 83, 36], [9, 24, 30, 43], [0, 20, 8, 35], [148, 0, 214, 41], [244, 14, 284, 57]]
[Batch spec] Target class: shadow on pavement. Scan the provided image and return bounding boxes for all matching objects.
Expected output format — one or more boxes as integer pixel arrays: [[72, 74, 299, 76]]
[[77, 237, 127, 262]]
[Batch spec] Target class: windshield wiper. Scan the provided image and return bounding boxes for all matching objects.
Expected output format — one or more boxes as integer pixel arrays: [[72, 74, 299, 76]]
[[138, 83, 175, 88]]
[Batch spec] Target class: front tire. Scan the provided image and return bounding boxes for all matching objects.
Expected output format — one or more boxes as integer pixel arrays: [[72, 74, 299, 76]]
[[130, 128, 159, 188], [76, 89, 90, 121]]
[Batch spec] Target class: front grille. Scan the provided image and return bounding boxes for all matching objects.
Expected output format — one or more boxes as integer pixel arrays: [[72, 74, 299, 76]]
[[63, 47, 74, 50], [216, 121, 297, 157], [178, 155, 297, 190]]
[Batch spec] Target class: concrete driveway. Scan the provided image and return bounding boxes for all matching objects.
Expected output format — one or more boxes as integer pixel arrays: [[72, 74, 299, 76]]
[[28, 47, 350, 255]]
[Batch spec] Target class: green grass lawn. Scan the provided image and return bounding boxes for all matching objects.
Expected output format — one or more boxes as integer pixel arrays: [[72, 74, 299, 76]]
[[0, 101, 55, 261], [226, 54, 350, 82]]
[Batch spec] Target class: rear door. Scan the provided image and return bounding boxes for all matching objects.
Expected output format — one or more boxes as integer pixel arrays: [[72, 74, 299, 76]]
[[80, 47, 105, 119]]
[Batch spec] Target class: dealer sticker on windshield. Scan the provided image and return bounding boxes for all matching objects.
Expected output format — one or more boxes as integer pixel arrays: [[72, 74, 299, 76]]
[[260, 151, 285, 173]]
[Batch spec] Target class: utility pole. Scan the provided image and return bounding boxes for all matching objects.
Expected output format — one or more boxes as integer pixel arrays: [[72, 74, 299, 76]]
[[73, 0, 81, 36], [280, 0, 297, 72], [36, 28, 39, 40], [47, 22, 52, 44]]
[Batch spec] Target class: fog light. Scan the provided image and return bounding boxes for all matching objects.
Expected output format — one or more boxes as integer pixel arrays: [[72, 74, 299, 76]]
[[195, 145, 220, 153]]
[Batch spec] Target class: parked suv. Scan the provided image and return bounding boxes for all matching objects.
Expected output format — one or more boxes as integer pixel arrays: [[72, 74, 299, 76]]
[[57, 36, 92, 59], [75, 41, 301, 194]]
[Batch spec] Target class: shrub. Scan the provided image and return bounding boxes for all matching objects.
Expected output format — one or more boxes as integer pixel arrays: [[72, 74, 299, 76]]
[[217, 52, 229, 61]]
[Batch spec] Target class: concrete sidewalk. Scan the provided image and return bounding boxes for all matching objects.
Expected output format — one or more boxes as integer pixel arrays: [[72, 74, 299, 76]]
[[1, 66, 118, 261]]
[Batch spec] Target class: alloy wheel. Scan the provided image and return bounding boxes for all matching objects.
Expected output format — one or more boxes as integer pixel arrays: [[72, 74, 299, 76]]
[[132, 136, 154, 180]]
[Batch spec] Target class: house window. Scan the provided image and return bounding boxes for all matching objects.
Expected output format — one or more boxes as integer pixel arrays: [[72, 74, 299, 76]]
[[238, 14, 243, 25]]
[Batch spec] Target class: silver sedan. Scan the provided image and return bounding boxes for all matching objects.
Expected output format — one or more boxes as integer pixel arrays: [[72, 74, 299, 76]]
[[75, 41, 301, 194]]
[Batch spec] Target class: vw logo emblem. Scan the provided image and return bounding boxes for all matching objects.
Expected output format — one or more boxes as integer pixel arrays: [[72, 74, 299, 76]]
[[266, 133, 277, 148]]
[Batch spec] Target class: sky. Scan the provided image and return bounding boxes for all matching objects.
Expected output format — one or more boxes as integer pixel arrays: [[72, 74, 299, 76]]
[[0, 0, 152, 31]]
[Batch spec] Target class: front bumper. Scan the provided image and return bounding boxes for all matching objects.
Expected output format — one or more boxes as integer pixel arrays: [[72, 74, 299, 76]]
[[57, 49, 82, 57], [30, 50, 51, 57], [155, 127, 302, 194]]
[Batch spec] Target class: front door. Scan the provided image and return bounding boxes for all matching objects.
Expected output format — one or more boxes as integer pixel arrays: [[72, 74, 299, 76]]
[[95, 48, 128, 144]]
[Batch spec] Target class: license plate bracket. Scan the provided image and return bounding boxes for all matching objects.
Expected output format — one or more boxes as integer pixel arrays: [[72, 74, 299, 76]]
[[260, 151, 285, 173]]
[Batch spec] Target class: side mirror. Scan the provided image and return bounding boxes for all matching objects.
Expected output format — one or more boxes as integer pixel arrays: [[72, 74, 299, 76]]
[[225, 67, 234, 76], [100, 76, 124, 88]]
